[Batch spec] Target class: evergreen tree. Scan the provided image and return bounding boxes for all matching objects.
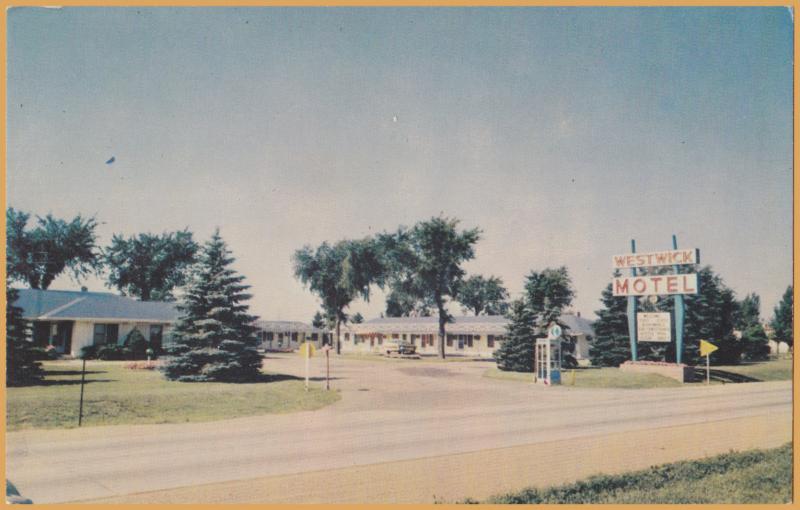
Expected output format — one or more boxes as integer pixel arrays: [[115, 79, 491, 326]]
[[740, 323, 770, 361], [589, 272, 631, 367], [524, 267, 577, 364], [162, 230, 262, 382], [494, 299, 537, 372], [658, 266, 739, 365], [770, 286, 793, 351], [6, 286, 43, 386], [736, 293, 770, 361]]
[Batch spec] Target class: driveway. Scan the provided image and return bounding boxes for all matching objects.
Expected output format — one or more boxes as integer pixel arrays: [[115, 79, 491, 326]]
[[6, 354, 792, 503]]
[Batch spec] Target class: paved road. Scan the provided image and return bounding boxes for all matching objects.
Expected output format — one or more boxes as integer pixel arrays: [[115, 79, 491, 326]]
[[7, 354, 792, 503]]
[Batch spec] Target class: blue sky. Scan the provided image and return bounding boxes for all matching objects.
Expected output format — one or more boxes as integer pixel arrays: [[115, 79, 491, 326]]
[[7, 7, 793, 322]]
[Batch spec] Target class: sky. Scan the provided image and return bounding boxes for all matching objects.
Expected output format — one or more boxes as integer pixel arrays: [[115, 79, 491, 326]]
[[7, 7, 793, 323]]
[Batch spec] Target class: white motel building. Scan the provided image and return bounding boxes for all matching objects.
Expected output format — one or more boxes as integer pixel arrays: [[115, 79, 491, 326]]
[[336, 313, 595, 362], [13, 289, 595, 362]]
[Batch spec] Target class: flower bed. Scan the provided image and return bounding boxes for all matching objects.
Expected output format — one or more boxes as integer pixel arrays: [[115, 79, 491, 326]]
[[619, 361, 695, 383]]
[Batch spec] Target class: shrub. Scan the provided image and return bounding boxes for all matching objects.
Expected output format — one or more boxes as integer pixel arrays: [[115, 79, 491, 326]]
[[30, 347, 53, 361], [97, 344, 132, 360], [122, 328, 149, 359], [79, 345, 98, 360]]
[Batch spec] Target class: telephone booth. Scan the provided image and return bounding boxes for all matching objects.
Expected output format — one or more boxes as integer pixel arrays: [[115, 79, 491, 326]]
[[535, 338, 562, 385]]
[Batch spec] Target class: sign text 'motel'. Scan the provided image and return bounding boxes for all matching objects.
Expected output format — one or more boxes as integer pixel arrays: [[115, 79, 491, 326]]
[[612, 249, 699, 269], [613, 274, 698, 296]]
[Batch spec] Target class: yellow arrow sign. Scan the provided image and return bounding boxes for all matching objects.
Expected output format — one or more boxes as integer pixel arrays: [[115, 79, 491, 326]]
[[298, 342, 315, 358], [699, 339, 718, 357]]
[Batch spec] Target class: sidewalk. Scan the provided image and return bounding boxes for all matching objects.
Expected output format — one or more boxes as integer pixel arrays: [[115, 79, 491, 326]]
[[82, 412, 791, 504]]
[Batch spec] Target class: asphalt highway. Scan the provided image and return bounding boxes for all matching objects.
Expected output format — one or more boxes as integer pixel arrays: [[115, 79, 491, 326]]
[[6, 354, 792, 503]]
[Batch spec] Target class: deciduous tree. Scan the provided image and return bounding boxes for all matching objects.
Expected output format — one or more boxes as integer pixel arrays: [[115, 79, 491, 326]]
[[103, 230, 198, 301], [293, 237, 385, 354], [378, 217, 480, 358], [458, 275, 509, 316], [7, 208, 100, 289]]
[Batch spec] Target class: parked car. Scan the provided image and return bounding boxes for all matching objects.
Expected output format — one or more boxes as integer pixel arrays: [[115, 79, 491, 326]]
[[384, 341, 416, 356]]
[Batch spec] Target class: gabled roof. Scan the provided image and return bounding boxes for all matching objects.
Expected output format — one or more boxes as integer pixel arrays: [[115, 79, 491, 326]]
[[13, 289, 179, 322]]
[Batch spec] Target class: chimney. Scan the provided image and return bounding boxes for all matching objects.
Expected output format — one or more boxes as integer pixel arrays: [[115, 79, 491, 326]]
[[81, 286, 88, 292], [576, 311, 581, 318]]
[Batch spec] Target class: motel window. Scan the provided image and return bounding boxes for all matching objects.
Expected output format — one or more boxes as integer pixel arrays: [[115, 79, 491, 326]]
[[446, 335, 454, 347], [487, 335, 495, 348], [266, 332, 274, 341], [392, 333, 399, 339], [344, 333, 350, 341], [378, 334, 384, 345], [311, 333, 318, 341], [93, 324, 119, 345], [402, 334, 407, 340], [149, 325, 164, 350], [292, 332, 298, 342]]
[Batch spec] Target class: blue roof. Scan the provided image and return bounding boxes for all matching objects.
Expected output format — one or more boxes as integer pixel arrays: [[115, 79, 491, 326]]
[[13, 289, 179, 322]]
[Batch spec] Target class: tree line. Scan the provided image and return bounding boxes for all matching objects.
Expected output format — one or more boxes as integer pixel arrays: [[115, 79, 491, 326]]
[[292, 216, 510, 357], [590, 268, 792, 367], [7, 208, 199, 300]]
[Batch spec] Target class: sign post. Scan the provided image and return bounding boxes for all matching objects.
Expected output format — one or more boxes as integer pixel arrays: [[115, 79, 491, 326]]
[[699, 339, 718, 385], [78, 358, 86, 427], [323, 345, 331, 391], [298, 342, 315, 392], [612, 240, 699, 366], [627, 239, 639, 361], [672, 234, 686, 364]]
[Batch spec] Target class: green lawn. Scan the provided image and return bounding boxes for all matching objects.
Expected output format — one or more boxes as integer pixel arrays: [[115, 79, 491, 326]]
[[709, 358, 792, 382], [7, 361, 340, 431], [484, 367, 683, 388], [469, 443, 791, 504], [484, 358, 792, 389]]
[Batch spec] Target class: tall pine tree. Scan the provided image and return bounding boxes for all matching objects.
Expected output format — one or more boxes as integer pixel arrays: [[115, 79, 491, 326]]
[[736, 293, 770, 361], [494, 299, 537, 372], [657, 266, 739, 365], [589, 271, 631, 367], [163, 230, 262, 382], [6, 286, 43, 386]]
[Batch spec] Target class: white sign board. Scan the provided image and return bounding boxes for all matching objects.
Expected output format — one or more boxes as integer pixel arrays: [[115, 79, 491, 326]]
[[613, 274, 698, 296], [612, 249, 699, 269], [637, 313, 671, 342]]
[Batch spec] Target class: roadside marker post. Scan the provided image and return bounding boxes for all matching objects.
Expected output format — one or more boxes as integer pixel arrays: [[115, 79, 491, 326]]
[[699, 339, 718, 385], [323, 345, 331, 391], [298, 342, 315, 392], [78, 358, 86, 427]]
